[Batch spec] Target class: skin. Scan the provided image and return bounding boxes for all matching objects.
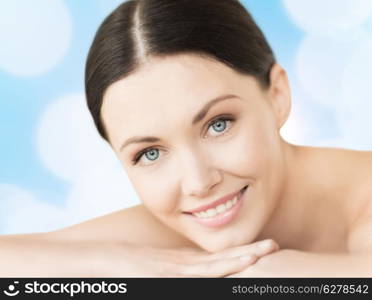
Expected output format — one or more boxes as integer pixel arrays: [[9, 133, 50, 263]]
[[51, 53, 372, 276], [102, 53, 291, 253]]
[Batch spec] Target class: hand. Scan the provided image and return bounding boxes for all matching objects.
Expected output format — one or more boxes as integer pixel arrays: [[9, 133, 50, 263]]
[[0, 233, 277, 277], [98, 239, 279, 277], [225, 249, 289, 278]]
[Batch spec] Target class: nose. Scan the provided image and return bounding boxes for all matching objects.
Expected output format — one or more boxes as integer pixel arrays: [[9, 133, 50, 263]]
[[179, 148, 222, 198]]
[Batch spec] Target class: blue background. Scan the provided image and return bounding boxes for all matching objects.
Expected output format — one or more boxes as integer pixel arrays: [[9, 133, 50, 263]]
[[1, 0, 372, 234]]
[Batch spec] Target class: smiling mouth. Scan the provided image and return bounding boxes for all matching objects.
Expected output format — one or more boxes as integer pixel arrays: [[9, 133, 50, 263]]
[[184, 185, 248, 218]]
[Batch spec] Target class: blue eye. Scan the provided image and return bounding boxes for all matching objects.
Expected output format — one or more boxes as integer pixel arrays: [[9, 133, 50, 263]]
[[144, 148, 159, 161], [133, 148, 159, 164], [211, 119, 227, 132], [132, 116, 235, 165], [206, 117, 233, 137]]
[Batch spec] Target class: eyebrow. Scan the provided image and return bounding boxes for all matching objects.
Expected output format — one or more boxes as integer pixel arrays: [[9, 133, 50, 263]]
[[119, 94, 240, 152]]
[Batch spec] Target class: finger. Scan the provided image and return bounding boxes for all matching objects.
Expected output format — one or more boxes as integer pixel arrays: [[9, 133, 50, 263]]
[[177, 254, 258, 278], [225, 272, 243, 278], [170, 239, 278, 264], [208, 239, 279, 260]]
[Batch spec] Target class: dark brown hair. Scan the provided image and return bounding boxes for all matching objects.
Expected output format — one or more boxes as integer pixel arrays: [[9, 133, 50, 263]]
[[85, 0, 276, 141]]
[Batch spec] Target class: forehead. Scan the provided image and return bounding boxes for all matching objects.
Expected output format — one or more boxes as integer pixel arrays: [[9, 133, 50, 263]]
[[102, 54, 243, 109], [101, 54, 258, 146]]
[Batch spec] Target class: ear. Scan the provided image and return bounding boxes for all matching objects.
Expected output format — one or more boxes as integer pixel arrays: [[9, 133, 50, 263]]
[[267, 63, 291, 129]]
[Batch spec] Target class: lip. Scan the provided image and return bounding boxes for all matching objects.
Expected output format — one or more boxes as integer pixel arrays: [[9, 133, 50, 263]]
[[185, 185, 248, 214], [184, 185, 248, 228]]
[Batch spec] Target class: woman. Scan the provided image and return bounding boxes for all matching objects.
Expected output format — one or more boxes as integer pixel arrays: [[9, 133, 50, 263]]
[[1, 0, 371, 277]]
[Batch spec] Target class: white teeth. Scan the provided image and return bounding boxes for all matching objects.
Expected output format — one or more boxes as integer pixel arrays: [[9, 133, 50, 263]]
[[226, 199, 233, 209], [216, 203, 226, 213], [206, 208, 217, 217], [192, 194, 240, 219]]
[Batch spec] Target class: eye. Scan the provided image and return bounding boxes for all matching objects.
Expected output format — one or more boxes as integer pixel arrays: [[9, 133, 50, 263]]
[[205, 116, 234, 138], [132, 147, 161, 165], [132, 115, 235, 166]]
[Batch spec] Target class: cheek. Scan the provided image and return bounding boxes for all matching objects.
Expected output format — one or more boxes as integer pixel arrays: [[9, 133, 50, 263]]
[[214, 124, 277, 178], [130, 175, 178, 215]]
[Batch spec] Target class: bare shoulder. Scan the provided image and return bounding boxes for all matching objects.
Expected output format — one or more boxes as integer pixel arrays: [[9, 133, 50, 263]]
[[306, 146, 372, 253], [339, 148, 372, 253], [48, 204, 195, 249], [347, 196, 372, 254]]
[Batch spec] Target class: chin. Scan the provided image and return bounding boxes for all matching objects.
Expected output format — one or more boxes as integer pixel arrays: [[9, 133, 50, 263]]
[[193, 229, 260, 253], [196, 238, 242, 253], [199, 243, 227, 253]]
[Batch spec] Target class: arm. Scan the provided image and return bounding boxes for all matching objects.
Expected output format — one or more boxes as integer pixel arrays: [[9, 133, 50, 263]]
[[0, 233, 102, 277], [0, 232, 280, 277], [228, 249, 372, 277], [229, 209, 372, 277]]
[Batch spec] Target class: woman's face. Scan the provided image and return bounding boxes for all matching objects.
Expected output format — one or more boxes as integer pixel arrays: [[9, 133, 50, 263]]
[[101, 54, 291, 252]]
